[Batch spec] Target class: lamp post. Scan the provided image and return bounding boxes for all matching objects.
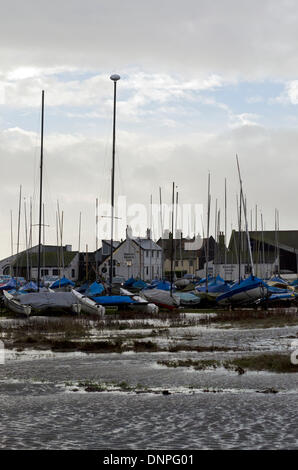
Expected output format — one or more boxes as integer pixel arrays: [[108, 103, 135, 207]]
[[109, 74, 120, 292]]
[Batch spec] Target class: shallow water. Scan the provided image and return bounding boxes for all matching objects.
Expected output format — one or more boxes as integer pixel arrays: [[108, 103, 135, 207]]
[[0, 318, 298, 449]]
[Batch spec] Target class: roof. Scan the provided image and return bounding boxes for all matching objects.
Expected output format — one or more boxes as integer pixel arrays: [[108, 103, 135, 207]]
[[229, 230, 298, 254], [157, 236, 216, 260], [102, 240, 120, 248], [250, 230, 298, 253], [13, 250, 77, 268], [132, 237, 162, 251]]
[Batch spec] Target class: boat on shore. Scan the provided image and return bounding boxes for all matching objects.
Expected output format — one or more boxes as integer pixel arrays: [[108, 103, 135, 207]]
[[3, 290, 31, 317], [16, 291, 81, 315], [72, 289, 105, 316], [120, 288, 159, 313], [141, 288, 180, 310], [216, 275, 268, 306]]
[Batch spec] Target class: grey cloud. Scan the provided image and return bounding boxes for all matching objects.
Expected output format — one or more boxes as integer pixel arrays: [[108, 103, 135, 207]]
[[1, 1, 298, 78]]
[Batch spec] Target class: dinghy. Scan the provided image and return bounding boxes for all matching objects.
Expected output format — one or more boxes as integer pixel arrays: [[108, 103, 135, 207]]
[[120, 288, 159, 313], [141, 288, 180, 310], [17, 291, 81, 314], [216, 275, 268, 306], [72, 289, 105, 316], [3, 290, 31, 317]]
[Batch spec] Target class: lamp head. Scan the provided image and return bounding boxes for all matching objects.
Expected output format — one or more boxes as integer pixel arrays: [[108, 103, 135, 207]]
[[110, 74, 121, 82]]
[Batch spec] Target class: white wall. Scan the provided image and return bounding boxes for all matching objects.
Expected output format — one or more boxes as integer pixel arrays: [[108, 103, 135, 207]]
[[99, 239, 162, 281]]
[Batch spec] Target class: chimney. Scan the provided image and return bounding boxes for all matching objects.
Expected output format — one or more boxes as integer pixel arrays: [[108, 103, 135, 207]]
[[146, 228, 151, 240], [126, 225, 133, 239]]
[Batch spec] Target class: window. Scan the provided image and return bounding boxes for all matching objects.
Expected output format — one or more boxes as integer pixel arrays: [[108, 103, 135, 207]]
[[189, 260, 193, 267], [41, 269, 49, 276], [71, 269, 75, 278], [146, 251, 149, 257], [152, 250, 154, 257], [53, 269, 59, 276], [157, 251, 159, 258], [146, 266, 149, 275]]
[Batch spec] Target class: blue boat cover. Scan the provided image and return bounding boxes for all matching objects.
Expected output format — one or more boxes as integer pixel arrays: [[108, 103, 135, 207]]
[[85, 281, 105, 296], [216, 275, 266, 303], [76, 282, 89, 293], [132, 280, 148, 289], [196, 275, 229, 294], [91, 295, 136, 305], [197, 275, 213, 285], [0, 278, 17, 291], [124, 277, 136, 287], [50, 276, 75, 289], [290, 279, 298, 287], [18, 281, 38, 293], [267, 285, 291, 294], [270, 276, 288, 284], [146, 280, 173, 291], [175, 292, 201, 303], [267, 293, 295, 301]]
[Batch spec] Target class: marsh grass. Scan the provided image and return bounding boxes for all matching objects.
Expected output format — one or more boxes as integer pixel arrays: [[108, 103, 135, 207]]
[[158, 353, 298, 373]]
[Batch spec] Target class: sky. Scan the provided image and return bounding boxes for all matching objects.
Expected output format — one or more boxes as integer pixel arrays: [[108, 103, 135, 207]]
[[1, 0, 298, 259]]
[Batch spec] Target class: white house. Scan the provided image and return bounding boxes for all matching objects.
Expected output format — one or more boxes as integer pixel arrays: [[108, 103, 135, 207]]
[[98, 230, 162, 281]]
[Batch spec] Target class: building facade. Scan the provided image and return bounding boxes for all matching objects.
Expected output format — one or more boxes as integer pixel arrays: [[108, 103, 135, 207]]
[[98, 232, 162, 282]]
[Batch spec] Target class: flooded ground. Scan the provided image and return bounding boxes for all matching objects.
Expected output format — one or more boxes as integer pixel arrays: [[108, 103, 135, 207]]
[[0, 311, 297, 449]]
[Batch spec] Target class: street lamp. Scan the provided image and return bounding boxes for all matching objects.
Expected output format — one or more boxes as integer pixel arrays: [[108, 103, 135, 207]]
[[109, 74, 120, 292]]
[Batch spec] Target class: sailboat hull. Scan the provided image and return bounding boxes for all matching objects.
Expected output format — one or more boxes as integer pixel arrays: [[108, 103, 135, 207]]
[[216, 279, 267, 306]]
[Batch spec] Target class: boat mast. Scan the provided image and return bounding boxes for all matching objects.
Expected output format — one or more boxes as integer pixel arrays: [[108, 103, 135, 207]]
[[205, 173, 211, 292], [109, 74, 120, 293], [78, 211, 81, 253], [10, 210, 13, 277], [224, 178, 227, 281], [159, 187, 164, 280], [261, 211, 265, 279], [170, 181, 175, 296], [174, 190, 178, 276], [236, 154, 255, 277], [214, 198, 217, 277], [96, 198, 99, 280], [24, 199, 29, 282], [237, 192, 242, 283], [37, 90, 44, 292], [16, 184, 22, 281]]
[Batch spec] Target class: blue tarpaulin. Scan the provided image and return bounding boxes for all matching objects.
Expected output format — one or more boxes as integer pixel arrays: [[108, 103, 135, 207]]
[[216, 275, 266, 303], [196, 275, 229, 294], [85, 282, 105, 296], [146, 280, 173, 291], [132, 280, 148, 289], [0, 278, 17, 291], [124, 277, 136, 287], [76, 282, 89, 293], [18, 281, 38, 293], [50, 276, 75, 289], [92, 295, 135, 305]]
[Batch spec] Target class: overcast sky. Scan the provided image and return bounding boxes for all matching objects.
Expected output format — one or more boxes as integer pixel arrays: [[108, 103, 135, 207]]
[[1, 0, 298, 259]]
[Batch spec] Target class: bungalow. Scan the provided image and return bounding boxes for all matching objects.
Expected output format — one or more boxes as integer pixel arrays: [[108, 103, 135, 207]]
[[0, 244, 79, 282]]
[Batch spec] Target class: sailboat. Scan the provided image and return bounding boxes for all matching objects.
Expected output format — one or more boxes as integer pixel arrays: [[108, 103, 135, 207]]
[[3, 290, 31, 317], [5, 92, 81, 316], [216, 156, 269, 306]]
